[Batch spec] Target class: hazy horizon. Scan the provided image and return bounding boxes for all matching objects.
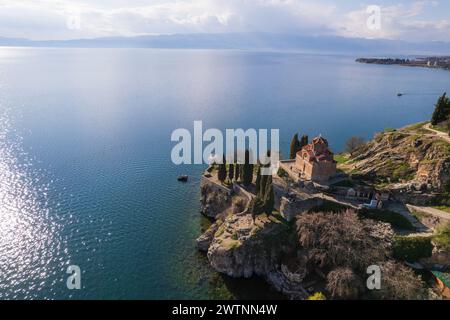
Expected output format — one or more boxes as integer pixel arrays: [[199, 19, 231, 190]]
[[1, 1, 449, 42], [1, 32, 450, 56]]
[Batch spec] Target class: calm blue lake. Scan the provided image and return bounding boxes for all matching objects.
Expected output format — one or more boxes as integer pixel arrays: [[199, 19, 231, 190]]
[[0, 48, 449, 299]]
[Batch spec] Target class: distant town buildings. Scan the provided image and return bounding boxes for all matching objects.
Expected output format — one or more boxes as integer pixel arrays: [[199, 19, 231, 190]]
[[357, 56, 450, 71]]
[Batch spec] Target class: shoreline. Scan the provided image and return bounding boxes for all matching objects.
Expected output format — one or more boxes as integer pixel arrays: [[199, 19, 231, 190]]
[[356, 57, 450, 71], [196, 120, 450, 300]]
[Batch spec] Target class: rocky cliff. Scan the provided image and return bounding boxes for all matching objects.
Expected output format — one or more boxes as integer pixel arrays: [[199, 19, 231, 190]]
[[200, 178, 233, 218], [343, 124, 450, 194], [207, 212, 293, 278], [197, 178, 301, 297]]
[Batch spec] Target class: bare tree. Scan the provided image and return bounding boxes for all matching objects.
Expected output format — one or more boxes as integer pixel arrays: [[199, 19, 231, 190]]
[[296, 210, 393, 270], [345, 136, 366, 156], [326, 267, 364, 299], [372, 261, 427, 300]]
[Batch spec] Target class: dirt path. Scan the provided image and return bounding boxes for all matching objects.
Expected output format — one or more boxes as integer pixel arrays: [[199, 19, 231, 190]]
[[423, 123, 450, 143], [407, 205, 450, 221], [388, 202, 431, 233]]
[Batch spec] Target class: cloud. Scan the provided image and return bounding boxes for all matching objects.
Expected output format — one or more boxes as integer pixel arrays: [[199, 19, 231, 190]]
[[334, 1, 450, 41], [0, 0, 448, 41]]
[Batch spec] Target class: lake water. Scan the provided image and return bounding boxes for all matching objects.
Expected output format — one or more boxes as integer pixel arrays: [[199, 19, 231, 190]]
[[0, 48, 449, 299]]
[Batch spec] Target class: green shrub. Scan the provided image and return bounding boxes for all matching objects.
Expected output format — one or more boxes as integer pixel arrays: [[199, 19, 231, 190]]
[[334, 154, 349, 164], [392, 164, 414, 182], [308, 200, 351, 214], [277, 167, 287, 178], [434, 222, 450, 248], [331, 180, 354, 188], [358, 209, 415, 230], [248, 197, 265, 215], [445, 181, 450, 193], [393, 236, 433, 261]]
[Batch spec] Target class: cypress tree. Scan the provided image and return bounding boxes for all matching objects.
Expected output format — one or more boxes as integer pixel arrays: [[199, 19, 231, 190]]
[[431, 93, 450, 125], [263, 175, 274, 214], [300, 135, 309, 149], [229, 163, 234, 181], [234, 164, 240, 182], [249, 197, 265, 220], [242, 150, 253, 186], [259, 173, 268, 197], [289, 133, 300, 159], [218, 155, 227, 182], [255, 166, 261, 195]]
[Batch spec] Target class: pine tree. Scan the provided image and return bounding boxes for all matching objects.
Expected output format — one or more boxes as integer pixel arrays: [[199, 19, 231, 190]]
[[263, 175, 274, 214], [218, 155, 227, 182], [229, 163, 234, 181], [255, 166, 261, 195], [289, 133, 300, 159], [431, 93, 450, 125]]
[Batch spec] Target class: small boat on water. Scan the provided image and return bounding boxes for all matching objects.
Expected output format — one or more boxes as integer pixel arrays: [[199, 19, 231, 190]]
[[177, 175, 188, 182], [397, 93, 404, 97]]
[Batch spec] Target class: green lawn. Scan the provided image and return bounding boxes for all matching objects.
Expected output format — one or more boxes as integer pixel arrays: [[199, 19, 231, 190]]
[[434, 222, 450, 248], [431, 123, 449, 134], [334, 154, 350, 164], [403, 121, 429, 133], [432, 206, 450, 214]]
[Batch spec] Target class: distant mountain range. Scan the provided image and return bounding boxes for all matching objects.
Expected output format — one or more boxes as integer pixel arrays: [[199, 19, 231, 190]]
[[1, 33, 450, 55]]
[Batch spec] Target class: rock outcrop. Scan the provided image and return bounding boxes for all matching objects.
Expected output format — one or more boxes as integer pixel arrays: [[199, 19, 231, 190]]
[[343, 125, 450, 194], [196, 222, 219, 252], [207, 213, 293, 278], [200, 177, 232, 218]]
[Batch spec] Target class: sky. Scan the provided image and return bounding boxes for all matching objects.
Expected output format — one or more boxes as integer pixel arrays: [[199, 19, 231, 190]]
[[0, 0, 449, 42]]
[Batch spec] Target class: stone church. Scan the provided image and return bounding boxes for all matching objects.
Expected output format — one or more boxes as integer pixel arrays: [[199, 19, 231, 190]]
[[295, 136, 337, 182]]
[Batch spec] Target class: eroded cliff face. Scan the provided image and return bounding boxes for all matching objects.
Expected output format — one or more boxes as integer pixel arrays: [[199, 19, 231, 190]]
[[200, 178, 232, 218], [345, 126, 450, 193], [198, 178, 296, 284], [206, 213, 293, 278]]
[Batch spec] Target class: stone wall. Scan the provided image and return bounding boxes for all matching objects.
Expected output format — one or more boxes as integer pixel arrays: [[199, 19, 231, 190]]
[[311, 161, 337, 182], [279, 196, 323, 222], [295, 154, 336, 182]]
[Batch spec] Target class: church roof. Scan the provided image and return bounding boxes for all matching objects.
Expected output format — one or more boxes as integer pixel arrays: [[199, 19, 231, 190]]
[[297, 136, 335, 163], [312, 136, 328, 146]]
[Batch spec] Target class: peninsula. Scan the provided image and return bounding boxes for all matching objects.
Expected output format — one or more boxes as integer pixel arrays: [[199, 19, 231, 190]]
[[356, 57, 450, 71], [196, 94, 450, 300]]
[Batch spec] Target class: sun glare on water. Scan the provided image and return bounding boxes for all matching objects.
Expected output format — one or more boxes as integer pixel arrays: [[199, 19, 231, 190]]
[[0, 106, 66, 299]]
